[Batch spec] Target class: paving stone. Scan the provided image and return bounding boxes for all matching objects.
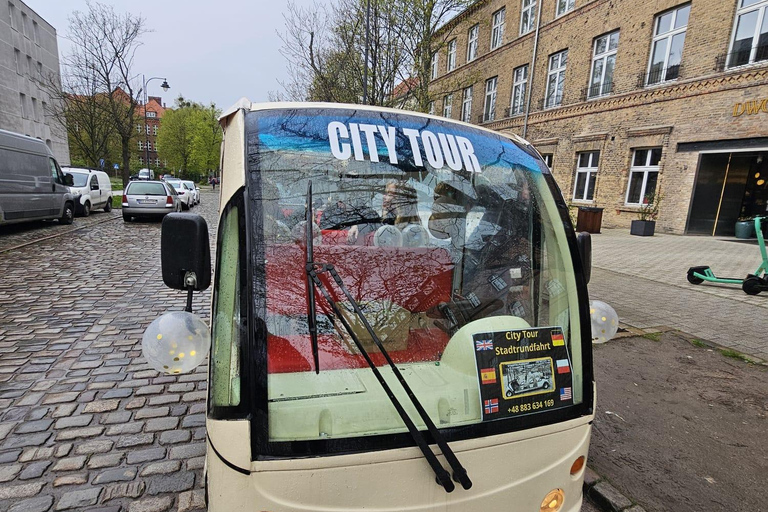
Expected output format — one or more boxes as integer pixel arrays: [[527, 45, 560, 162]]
[[102, 481, 146, 502], [147, 394, 180, 405], [101, 411, 132, 424], [170, 404, 188, 416], [27, 407, 50, 420], [88, 452, 124, 469], [55, 488, 102, 510], [102, 388, 133, 399], [7, 495, 54, 512], [94, 466, 138, 484], [54, 443, 72, 458], [125, 397, 146, 409], [14, 418, 54, 434], [54, 414, 94, 429], [106, 421, 145, 435], [147, 470, 196, 495], [19, 446, 54, 462], [135, 385, 164, 396], [169, 442, 206, 459], [178, 489, 206, 512], [115, 433, 154, 448], [145, 417, 179, 432], [52, 455, 87, 471], [53, 473, 88, 486], [0, 463, 22, 482], [127, 447, 166, 464], [51, 403, 78, 418], [74, 439, 114, 455], [0, 448, 22, 463], [3, 432, 52, 449], [186, 456, 205, 470], [128, 496, 173, 512], [181, 414, 205, 428], [134, 407, 169, 419], [83, 399, 120, 413], [55, 426, 104, 441], [159, 429, 191, 445], [139, 460, 181, 476], [42, 392, 80, 405], [182, 391, 206, 402], [0, 482, 45, 499], [168, 383, 194, 393], [19, 460, 52, 479]]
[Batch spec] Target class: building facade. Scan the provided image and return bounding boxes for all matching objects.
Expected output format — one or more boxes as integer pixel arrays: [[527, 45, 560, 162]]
[[0, 0, 69, 164], [430, 0, 768, 235], [136, 96, 166, 171]]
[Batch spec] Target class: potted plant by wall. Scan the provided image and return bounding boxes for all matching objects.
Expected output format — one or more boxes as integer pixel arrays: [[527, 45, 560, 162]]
[[630, 192, 661, 236], [734, 216, 756, 239]]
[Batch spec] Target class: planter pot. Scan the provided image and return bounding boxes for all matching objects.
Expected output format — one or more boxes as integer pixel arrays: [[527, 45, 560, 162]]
[[630, 220, 656, 236], [734, 220, 755, 239]]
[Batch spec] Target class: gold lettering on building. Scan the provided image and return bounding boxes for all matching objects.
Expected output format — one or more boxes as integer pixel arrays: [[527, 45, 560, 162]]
[[733, 98, 768, 117]]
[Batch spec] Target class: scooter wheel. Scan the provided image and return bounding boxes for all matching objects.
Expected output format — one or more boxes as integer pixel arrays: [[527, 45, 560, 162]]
[[687, 268, 704, 285], [742, 276, 762, 295]]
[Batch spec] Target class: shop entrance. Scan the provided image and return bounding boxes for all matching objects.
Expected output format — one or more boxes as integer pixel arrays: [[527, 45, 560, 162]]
[[687, 151, 768, 236]]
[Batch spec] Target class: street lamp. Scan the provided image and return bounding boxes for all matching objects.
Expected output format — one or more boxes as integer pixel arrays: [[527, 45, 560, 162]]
[[142, 75, 170, 177]]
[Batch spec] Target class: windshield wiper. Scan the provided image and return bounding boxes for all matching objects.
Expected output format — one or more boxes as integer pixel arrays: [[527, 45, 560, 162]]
[[305, 181, 320, 375], [303, 182, 471, 493]]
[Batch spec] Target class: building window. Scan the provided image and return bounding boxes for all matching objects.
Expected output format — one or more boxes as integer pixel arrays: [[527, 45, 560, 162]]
[[556, 0, 574, 17], [520, 0, 536, 35], [443, 93, 453, 118], [648, 4, 689, 84], [147, 141, 152, 152], [138, 141, 144, 151], [461, 86, 473, 122], [147, 111, 157, 118], [155, 158, 161, 166], [589, 31, 619, 98], [153, 125, 158, 135], [428, 101, 435, 115], [138, 157, 144, 165], [26, 55, 31, 76], [21, 11, 26, 37], [31, 97, 38, 122], [545, 50, 568, 108], [431, 53, 439, 80], [541, 153, 554, 169], [483, 76, 498, 122], [573, 151, 599, 201], [511, 64, 528, 115], [14, 48, 20, 74], [467, 24, 479, 62], [41, 101, 46, 117], [19, 93, 25, 118], [491, 8, 506, 50], [146, 124, 151, 135], [136, 124, 142, 133], [36, 61, 42, 77], [446, 39, 457, 72], [626, 148, 662, 205], [33, 20, 38, 44], [8, 3, 15, 30], [728, 0, 768, 67]]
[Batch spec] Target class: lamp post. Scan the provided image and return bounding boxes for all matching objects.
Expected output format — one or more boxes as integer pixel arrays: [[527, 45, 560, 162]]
[[142, 75, 170, 176]]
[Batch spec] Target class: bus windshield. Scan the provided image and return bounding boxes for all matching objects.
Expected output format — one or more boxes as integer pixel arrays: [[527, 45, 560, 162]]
[[225, 108, 589, 454]]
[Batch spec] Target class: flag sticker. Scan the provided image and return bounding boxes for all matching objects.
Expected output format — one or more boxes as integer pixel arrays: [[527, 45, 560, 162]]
[[556, 359, 570, 374], [475, 339, 494, 351], [484, 398, 499, 414], [551, 332, 565, 346], [560, 387, 572, 401], [481, 368, 497, 385]]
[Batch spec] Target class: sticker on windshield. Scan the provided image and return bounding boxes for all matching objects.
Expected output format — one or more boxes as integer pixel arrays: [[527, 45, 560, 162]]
[[473, 327, 573, 420]]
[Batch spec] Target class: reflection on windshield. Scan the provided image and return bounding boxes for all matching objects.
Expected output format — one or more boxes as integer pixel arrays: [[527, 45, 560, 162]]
[[69, 173, 89, 187]]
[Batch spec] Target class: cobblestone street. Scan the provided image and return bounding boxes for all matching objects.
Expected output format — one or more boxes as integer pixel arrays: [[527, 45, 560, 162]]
[[0, 189, 219, 512]]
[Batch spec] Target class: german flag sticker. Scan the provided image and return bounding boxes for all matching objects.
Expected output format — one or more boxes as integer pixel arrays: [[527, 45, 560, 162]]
[[551, 331, 565, 346]]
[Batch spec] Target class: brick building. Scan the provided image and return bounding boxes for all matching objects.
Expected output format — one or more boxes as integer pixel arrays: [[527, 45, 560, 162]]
[[136, 95, 166, 171], [429, 0, 768, 235]]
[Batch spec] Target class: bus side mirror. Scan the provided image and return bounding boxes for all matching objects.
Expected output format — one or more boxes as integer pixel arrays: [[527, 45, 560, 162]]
[[576, 232, 592, 284], [161, 213, 211, 291]]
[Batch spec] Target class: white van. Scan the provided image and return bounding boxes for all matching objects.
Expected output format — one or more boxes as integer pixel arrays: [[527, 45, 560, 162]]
[[0, 129, 75, 226], [63, 167, 113, 216], [138, 168, 155, 180]]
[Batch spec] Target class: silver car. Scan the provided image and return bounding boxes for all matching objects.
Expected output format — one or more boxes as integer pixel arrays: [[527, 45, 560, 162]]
[[122, 180, 180, 222], [182, 180, 200, 205]]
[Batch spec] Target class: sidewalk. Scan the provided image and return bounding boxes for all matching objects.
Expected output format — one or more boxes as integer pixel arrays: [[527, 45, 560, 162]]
[[588, 229, 768, 361]]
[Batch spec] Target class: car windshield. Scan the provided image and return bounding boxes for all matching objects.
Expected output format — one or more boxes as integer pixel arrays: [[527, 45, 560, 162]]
[[126, 182, 166, 196], [226, 108, 586, 449], [69, 172, 89, 187], [183, 181, 195, 189]]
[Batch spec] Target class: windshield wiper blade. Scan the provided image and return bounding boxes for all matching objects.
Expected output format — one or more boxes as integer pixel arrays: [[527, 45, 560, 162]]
[[305, 181, 320, 374]]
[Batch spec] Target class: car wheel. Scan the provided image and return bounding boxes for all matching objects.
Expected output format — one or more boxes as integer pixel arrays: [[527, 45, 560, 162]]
[[83, 201, 91, 217], [181, 201, 189, 211], [59, 202, 74, 225], [123, 213, 131, 222], [104, 198, 112, 212]]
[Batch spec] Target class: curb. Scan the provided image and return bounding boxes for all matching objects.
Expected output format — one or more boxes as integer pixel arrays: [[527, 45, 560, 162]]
[[584, 466, 645, 512]]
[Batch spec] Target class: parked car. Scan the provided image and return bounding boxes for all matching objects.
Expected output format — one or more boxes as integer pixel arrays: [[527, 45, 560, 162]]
[[122, 180, 180, 222], [62, 167, 113, 216], [182, 180, 200, 205], [0, 129, 75, 226], [137, 168, 155, 180], [164, 179, 192, 210]]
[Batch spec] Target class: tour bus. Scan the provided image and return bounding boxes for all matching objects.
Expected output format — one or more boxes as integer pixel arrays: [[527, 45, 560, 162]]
[[157, 101, 595, 511]]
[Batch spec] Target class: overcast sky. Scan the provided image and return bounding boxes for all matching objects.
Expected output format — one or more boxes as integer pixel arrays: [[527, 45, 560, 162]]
[[24, 0, 319, 110]]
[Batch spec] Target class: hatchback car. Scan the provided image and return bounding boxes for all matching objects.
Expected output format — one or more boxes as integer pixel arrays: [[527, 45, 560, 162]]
[[164, 179, 193, 210], [122, 180, 180, 222], [182, 180, 200, 205]]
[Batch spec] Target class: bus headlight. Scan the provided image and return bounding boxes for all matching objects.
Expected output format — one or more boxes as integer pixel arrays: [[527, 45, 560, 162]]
[[539, 489, 565, 512]]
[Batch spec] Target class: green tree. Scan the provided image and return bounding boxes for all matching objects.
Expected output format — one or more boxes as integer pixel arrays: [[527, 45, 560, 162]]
[[156, 96, 198, 178], [190, 103, 222, 178]]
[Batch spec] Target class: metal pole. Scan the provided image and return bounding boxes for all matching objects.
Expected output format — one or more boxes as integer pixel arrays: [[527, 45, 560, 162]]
[[522, 0, 545, 139], [363, 0, 370, 104], [143, 75, 149, 172]]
